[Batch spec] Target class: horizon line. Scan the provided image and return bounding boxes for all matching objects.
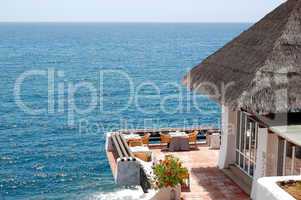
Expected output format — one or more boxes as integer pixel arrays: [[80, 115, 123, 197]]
[[0, 21, 254, 24]]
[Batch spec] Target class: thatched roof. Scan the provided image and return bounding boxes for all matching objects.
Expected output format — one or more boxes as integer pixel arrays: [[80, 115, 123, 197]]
[[183, 0, 301, 114]]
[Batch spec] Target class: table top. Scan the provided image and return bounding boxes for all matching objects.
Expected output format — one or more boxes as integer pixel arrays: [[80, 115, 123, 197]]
[[169, 131, 187, 137], [130, 146, 151, 153]]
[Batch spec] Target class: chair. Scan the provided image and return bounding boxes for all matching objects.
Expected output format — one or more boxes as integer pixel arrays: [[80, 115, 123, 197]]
[[141, 133, 151, 146], [128, 139, 143, 147], [133, 152, 152, 162], [188, 131, 198, 149], [160, 133, 171, 147]]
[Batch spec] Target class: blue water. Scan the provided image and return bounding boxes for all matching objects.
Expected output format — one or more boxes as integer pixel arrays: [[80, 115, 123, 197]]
[[0, 23, 250, 200]]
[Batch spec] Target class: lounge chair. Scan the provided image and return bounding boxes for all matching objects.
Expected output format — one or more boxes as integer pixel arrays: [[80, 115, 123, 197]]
[[141, 133, 151, 146], [188, 131, 198, 149], [130, 146, 153, 162], [132, 152, 152, 162], [159, 133, 171, 147], [128, 140, 144, 147]]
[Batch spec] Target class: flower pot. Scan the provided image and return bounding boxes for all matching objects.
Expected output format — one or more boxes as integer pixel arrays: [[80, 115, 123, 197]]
[[151, 184, 181, 200]]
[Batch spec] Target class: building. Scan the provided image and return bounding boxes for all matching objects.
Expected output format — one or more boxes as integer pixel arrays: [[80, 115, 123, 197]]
[[183, 0, 301, 198]]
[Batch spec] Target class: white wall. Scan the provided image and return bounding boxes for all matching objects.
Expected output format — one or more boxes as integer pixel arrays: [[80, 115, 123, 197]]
[[253, 176, 301, 200], [251, 128, 268, 199], [218, 106, 237, 169]]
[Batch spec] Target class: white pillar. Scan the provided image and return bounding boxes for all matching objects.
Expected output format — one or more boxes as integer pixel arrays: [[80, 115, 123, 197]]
[[251, 128, 268, 199], [218, 106, 237, 169]]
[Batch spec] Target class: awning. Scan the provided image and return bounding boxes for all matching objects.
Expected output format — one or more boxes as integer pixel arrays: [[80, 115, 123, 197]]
[[270, 125, 301, 146]]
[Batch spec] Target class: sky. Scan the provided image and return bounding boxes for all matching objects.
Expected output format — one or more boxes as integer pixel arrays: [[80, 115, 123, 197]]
[[0, 0, 286, 23]]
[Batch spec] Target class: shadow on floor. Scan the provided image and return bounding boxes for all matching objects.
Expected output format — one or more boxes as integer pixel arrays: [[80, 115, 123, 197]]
[[188, 166, 250, 200]]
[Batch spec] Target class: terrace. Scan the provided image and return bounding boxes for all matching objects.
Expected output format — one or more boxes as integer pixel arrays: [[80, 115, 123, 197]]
[[106, 128, 250, 200]]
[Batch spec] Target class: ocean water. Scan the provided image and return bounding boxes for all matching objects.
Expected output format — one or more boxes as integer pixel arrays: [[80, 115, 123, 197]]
[[0, 23, 250, 200]]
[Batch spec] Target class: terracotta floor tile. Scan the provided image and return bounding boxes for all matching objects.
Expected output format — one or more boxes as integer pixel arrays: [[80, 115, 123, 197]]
[[150, 145, 250, 200]]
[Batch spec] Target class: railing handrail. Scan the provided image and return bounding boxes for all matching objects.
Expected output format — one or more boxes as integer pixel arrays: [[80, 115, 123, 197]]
[[115, 126, 219, 135]]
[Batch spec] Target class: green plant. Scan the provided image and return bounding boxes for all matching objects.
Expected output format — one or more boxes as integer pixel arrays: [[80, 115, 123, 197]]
[[153, 155, 189, 189]]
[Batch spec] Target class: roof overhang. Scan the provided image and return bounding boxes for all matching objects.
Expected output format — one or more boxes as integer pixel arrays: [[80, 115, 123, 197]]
[[183, 0, 301, 114], [269, 125, 301, 146]]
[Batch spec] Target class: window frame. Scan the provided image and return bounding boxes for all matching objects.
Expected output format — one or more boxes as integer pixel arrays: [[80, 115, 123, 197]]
[[235, 111, 258, 178]]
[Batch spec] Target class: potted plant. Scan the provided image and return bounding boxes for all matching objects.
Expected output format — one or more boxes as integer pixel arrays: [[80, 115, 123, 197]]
[[152, 155, 189, 200]]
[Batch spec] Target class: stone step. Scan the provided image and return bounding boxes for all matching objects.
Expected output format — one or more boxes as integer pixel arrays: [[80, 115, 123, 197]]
[[229, 165, 253, 186], [222, 165, 252, 195]]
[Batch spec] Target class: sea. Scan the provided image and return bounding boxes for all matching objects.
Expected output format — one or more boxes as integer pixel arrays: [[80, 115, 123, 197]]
[[0, 23, 251, 200]]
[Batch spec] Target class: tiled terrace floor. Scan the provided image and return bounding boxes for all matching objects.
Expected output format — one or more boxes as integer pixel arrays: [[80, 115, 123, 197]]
[[151, 145, 250, 200]]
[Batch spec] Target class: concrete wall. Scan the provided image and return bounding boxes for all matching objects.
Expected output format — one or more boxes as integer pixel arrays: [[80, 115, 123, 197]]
[[253, 176, 301, 200], [116, 158, 141, 186], [218, 106, 238, 169], [106, 132, 141, 186], [105, 132, 114, 152]]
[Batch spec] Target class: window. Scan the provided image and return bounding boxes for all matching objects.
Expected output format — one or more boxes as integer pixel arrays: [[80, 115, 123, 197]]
[[235, 111, 258, 177], [280, 140, 301, 176]]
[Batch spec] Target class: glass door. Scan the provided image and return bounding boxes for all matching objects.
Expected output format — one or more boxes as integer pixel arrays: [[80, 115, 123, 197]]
[[235, 111, 258, 177]]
